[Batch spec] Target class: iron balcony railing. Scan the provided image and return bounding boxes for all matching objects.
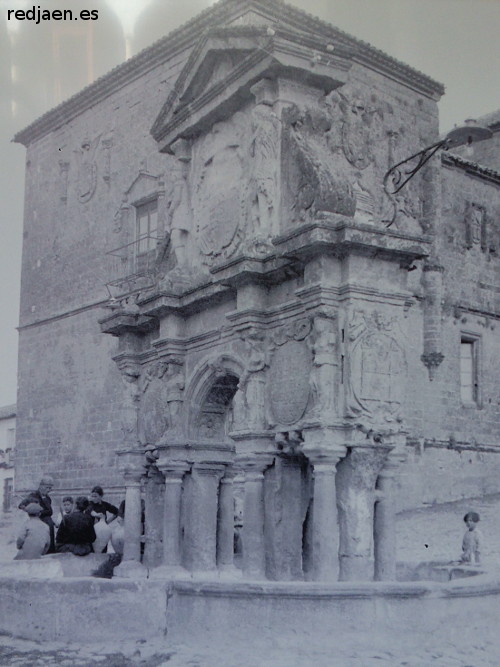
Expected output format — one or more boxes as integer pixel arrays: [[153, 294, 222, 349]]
[[105, 235, 159, 298]]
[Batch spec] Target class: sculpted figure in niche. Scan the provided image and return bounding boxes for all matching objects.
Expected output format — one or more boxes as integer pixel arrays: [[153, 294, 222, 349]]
[[120, 365, 140, 444], [164, 360, 185, 435], [249, 104, 280, 237], [167, 159, 191, 271], [237, 331, 269, 430], [308, 313, 337, 418], [465, 202, 486, 250]]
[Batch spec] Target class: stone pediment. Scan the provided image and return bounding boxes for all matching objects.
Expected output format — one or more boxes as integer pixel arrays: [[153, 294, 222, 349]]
[[124, 171, 163, 204], [151, 25, 353, 152]]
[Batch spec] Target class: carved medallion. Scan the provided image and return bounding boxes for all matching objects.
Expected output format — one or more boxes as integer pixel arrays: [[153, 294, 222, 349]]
[[269, 340, 312, 425]]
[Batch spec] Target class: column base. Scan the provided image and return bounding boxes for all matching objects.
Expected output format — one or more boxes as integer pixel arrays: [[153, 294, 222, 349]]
[[217, 564, 242, 581], [113, 560, 149, 579], [149, 565, 189, 580], [339, 555, 373, 582], [242, 568, 267, 582]]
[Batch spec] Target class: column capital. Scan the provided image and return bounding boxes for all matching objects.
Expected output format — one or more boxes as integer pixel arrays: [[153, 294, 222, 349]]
[[304, 448, 346, 469], [379, 448, 407, 477], [220, 469, 236, 484], [157, 461, 190, 479], [192, 462, 226, 478], [122, 471, 144, 485], [236, 454, 274, 476], [116, 448, 147, 482]]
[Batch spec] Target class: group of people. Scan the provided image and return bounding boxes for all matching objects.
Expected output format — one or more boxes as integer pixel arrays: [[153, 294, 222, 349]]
[[15, 477, 124, 560], [15, 475, 483, 567]]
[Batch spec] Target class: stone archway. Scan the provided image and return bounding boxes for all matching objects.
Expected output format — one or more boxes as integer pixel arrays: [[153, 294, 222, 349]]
[[191, 373, 239, 441]]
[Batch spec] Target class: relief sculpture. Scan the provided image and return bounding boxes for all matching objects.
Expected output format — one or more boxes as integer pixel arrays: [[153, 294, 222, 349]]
[[234, 330, 269, 430], [268, 319, 312, 426], [282, 104, 356, 222], [74, 134, 100, 204], [139, 359, 185, 445], [465, 201, 487, 251], [166, 158, 192, 272], [249, 104, 281, 238], [192, 113, 247, 264], [345, 310, 407, 427], [307, 311, 338, 419]]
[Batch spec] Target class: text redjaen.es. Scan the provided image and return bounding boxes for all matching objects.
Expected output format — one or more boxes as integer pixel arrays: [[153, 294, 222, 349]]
[[7, 6, 98, 24]]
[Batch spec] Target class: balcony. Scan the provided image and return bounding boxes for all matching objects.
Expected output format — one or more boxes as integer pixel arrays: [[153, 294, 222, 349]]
[[105, 235, 160, 299]]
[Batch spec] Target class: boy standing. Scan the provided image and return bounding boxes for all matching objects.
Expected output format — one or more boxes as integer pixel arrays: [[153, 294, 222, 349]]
[[460, 511, 482, 564]]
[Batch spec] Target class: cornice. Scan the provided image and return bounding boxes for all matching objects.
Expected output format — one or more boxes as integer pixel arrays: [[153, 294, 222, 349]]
[[14, 0, 443, 147], [441, 152, 500, 186]]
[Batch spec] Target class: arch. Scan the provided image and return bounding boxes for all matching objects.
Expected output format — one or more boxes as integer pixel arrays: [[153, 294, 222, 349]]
[[186, 354, 245, 441]]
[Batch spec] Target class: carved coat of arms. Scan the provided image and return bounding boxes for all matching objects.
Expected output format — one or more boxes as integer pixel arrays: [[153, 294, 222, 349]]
[[74, 135, 100, 203], [192, 116, 246, 263]]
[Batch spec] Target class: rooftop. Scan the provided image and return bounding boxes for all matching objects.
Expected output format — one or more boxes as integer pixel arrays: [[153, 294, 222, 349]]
[[13, 0, 444, 147]]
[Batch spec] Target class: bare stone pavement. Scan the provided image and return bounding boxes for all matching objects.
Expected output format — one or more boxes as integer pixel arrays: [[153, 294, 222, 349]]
[[1, 494, 500, 666]]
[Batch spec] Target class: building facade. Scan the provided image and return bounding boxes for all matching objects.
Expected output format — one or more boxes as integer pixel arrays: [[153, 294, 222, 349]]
[[14, 0, 500, 581]]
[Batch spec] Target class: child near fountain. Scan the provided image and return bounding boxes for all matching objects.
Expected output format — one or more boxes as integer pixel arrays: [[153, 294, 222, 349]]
[[460, 511, 482, 565]]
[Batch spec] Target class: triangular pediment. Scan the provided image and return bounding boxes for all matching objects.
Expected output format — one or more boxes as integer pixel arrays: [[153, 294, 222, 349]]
[[124, 171, 164, 204], [151, 20, 353, 152]]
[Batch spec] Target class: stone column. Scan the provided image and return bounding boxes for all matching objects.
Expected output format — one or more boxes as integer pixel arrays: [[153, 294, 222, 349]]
[[374, 457, 400, 581], [308, 455, 343, 582], [217, 469, 237, 573], [143, 467, 164, 568], [150, 462, 188, 578], [185, 463, 225, 574], [240, 457, 270, 579], [114, 466, 147, 579]]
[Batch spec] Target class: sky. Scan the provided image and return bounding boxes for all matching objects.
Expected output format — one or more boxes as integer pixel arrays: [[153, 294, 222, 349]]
[[0, 0, 499, 407]]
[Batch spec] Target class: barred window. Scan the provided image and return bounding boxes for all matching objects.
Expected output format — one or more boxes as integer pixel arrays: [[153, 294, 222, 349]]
[[135, 200, 158, 273], [460, 337, 479, 405]]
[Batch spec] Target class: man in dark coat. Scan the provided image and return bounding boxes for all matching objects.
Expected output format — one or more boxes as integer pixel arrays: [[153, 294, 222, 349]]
[[56, 496, 96, 556], [19, 476, 56, 553]]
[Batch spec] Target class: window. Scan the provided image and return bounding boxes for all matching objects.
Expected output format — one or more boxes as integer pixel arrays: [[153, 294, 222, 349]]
[[135, 200, 158, 274], [460, 336, 479, 405], [3, 478, 13, 513]]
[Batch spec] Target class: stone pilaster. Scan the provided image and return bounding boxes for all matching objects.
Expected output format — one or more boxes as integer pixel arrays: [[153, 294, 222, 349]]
[[184, 463, 225, 573], [143, 467, 164, 568], [239, 456, 272, 579], [153, 462, 189, 577], [301, 429, 346, 582], [217, 469, 237, 573], [421, 262, 445, 381], [114, 449, 147, 578], [308, 454, 344, 582], [336, 447, 388, 582], [374, 455, 401, 581]]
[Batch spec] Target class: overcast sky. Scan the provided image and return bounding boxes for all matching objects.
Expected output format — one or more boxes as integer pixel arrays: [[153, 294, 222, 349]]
[[0, 0, 499, 407]]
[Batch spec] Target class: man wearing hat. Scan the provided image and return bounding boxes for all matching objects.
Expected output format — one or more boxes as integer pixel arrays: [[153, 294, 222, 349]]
[[19, 476, 56, 553], [14, 503, 51, 560]]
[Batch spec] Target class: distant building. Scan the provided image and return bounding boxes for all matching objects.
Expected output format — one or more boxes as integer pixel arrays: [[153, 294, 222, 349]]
[[0, 404, 15, 517], [12, 0, 500, 582]]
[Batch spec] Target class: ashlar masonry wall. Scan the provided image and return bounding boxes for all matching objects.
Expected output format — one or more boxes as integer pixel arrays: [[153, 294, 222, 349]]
[[15, 46, 192, 498]]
